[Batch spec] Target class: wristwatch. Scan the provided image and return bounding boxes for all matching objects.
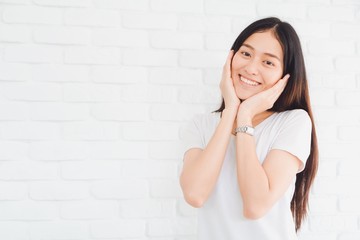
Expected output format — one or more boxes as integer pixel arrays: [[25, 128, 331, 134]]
[[235, 125, 255, 136]]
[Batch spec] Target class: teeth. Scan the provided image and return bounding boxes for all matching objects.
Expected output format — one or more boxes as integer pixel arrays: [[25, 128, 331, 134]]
[[240, 76, 259, 86]]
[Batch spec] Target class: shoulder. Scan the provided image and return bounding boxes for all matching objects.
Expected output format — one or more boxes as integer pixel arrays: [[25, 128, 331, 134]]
[[274, 109, 312, 132], [276, 109, 311, 123]]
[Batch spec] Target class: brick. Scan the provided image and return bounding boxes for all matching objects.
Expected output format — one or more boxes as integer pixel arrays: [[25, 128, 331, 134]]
[[150, 31, 203, 50], [151, 0, 202, 13], [315, 124, 337, 142], [147, 219, 174, 236], [29, 181, 88, 200], [91, 179, 149, 199], [121, 160, 178, 178], [150, 104, 206, 121], [1, 83, 62, 101], [120, 198, 176, 218], [178, 86, 221, 104], [30, 103, 89, 121], [64, 47, 120, 65], [317, 160, 338, 177], [30, 141, 86, 161], [308, 6, 355, 21], [33, 26, 90, 45], [0, 161, 57, 180], [29, 221, 88, 240], [308, 196, 337, 214], [33, 0, 91, 7], [205, 1, 255, 16], [339, 196, 360, 213], [332, 23, 360, 40], [338, 160, 360, 176], [336, 57, 360, 72], [92, 29, 149, 47], [149, 67, 202, 85], [90, 220, 146, 239], [309, 215, 358, 232], [0, 182, 27, 200], [309, 89, 335, 107], [338, 232, 360, 240], [63, 83, 122, 102], [179, 15, 231, 33], [32, 64, 90, 83], [174, 217, 197, 235], [64, 9, 120, 27], [150, 179, 182, 198], [85, 141, 148, 160], [306, 56, 334, 73], [92, 103, 148, 121], [308, 40, 355, 55], [4, 45, 62, 63], [121, 85, 177, 103], [61, 160, 122, 179], [338, 125, 360, 141], [60, 201, 118, 219], [298, 233, 336, 240], [0, 222, 29, 240], [123, 13, 177, 30], [62, 122, 119, 140], [123, 123, 179, 140], [320, 73, 357, 89], [0, 102, 28, 120], [149, 141, 184, 160], [336, 91, 360, 106], [0, 0, 30, 3], [93, 0, 148, 10], [180, 50, 226, 68], [177, 198, 197, 216], [91, 66, 148, 84], [257, 4, 307, 19], [0, 63, 31, 81], [0, 201, 57, 220], [203, 68, 221, 85], [2, 6, 62, 24], [314, 108, 360, 124], [318, 142, 360, 159], [2, 122, 60, 140], [205, 33, 236, 50], [123, 48, 177, 67], [0, 141, 28, 161], [291, 21, 331, 38], [0, 23, 31, 43]]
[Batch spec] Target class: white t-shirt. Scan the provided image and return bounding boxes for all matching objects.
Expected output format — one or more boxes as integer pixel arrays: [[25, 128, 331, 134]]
[[181, 109, 312, 240]]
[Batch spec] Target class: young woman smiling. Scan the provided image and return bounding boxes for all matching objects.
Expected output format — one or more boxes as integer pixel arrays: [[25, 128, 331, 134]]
[[180, 17, 318, 240]]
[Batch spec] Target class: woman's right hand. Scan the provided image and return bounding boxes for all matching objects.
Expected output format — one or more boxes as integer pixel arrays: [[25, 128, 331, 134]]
[[219, 50, 240, 112]]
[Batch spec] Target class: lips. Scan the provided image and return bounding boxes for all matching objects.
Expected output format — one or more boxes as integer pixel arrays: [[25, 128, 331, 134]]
[[239, 75, 260, 86]]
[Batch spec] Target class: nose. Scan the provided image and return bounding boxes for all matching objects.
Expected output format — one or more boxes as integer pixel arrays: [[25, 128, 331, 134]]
[[244, 59, 259, 76]]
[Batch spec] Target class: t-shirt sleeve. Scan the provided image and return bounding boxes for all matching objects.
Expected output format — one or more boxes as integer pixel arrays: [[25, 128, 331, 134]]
[[180, 115, 205, 158], [271, 110, 312, 172]]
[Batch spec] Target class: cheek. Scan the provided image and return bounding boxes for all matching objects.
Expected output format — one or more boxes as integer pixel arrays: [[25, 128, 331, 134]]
[[263, 72, 283, 88]]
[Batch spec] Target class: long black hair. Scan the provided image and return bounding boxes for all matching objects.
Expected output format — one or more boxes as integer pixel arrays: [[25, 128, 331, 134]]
[[215, 17, 318, 231]]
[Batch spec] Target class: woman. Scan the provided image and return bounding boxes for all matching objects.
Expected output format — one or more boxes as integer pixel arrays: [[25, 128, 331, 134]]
[[180, 17, 318, 239]]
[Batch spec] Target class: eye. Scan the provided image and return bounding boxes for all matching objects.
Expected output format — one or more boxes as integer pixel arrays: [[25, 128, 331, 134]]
[[241, 51, 251, 57], [264, 60, 275, 66]]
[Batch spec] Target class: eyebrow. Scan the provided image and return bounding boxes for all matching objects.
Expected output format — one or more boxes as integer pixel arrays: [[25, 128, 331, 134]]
[[242, 43, 281, 61]]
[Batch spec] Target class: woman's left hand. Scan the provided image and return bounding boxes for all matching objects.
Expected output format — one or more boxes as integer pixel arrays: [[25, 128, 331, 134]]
[[237, 74, 290, 120]]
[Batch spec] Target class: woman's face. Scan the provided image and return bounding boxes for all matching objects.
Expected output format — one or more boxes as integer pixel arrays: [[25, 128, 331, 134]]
[[231, 30, 284, 100]]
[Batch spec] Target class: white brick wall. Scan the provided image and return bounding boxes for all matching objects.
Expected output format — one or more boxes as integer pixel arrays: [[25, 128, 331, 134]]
[[0, 0, 359, 239]]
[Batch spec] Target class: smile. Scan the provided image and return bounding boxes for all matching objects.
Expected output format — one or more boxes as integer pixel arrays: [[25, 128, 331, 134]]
[[239, 75, 260, 86]]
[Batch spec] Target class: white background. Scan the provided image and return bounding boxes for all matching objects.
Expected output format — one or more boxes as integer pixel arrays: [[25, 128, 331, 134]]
[[0, 0, 359, 239]]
